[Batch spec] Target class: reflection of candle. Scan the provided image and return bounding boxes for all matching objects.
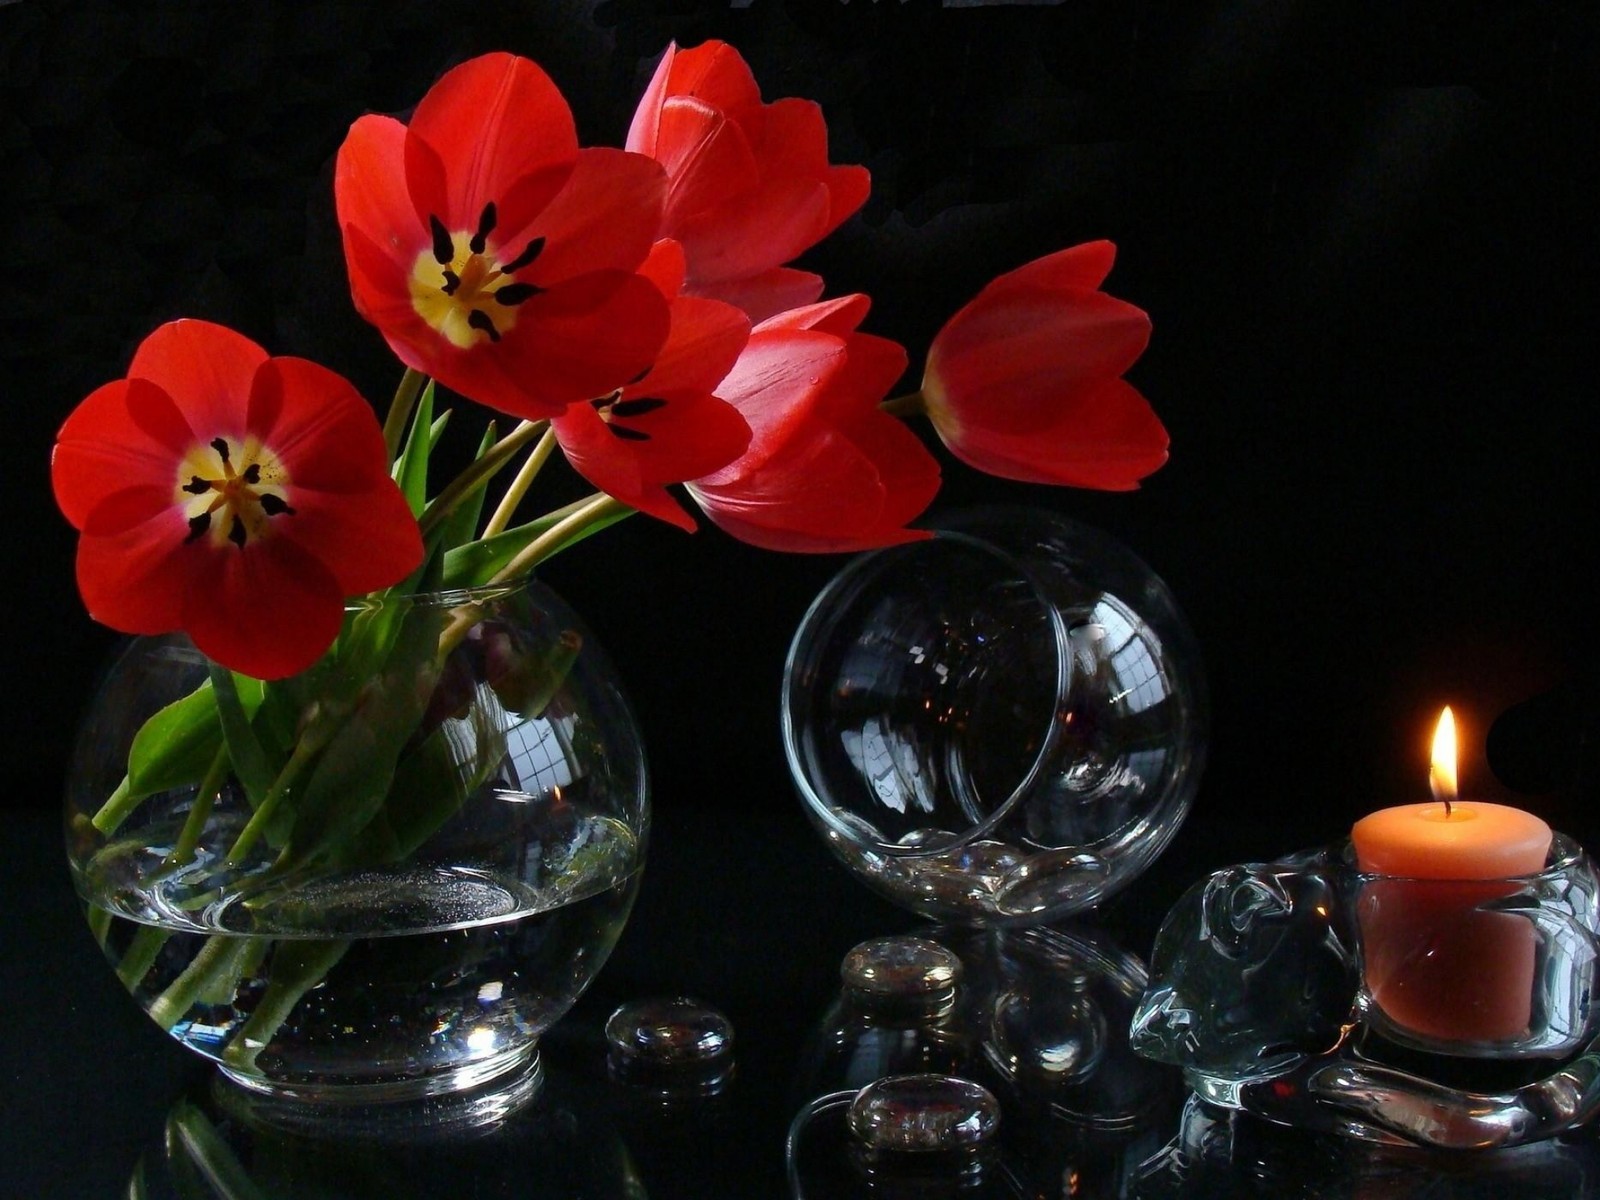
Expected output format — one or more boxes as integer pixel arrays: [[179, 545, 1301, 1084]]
[[1350, 707, 1553, 1045]]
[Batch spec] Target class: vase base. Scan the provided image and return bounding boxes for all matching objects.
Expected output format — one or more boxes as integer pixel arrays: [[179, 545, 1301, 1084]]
[[214, 1043, 544, 1134]]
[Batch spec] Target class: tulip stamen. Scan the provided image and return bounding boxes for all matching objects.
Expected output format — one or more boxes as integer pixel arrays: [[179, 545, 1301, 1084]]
[[173, 436, 295, 550], [411, 210, 540, 349], [589, 393, 663, 441]]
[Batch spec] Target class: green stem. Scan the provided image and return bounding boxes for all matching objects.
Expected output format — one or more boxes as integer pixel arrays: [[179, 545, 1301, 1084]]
[[223, 735, 324, 867], [491, 493, 632, 585], [148, 935, 250, 1030], [222, 939, 350, 1073], [382, 367, 428, 462], [162, 744, 232, 871], [418, 419, 547, 537], [436, 493, 632, 659], [116, 924, 172, 989], [86, 904, 113, 948], [879, 390, 926, 418], [482, 426, 558, 538], [91, 778, 138, 836]]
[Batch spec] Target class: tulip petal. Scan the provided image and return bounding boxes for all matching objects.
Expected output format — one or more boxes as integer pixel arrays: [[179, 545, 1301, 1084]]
[[80, 485, 172, 537], [936, 377, 1169, 488], [516, 148, 667, 286], [625, 42, 677, 157], [285, 479, 425, 595], [823, 164, 871, 235], [182, 535, 347, 680], [247, 358, 391, 492], [688, 325, 936, 552], [128, 320, 268, 442], [754, 293, 872, 337], [334, 114, 423, 274], [76, 512, 202, 635], [404, 52, 577, 235], [640, 238, 689, 296], [699, 330, 847, 483], [445, 271, 671, 419], [641, 296, 751, 396], [694, 268, 824, 325], [984, 240, 1118, 294], [553, 403, 695, 532], [926, 288, 1151, 434], [53, 379, 188, 528], [659, 40, 764, 131], [629, 39, 865, 319], [675, 174, 831, 287], [653, 96, 759, 228]]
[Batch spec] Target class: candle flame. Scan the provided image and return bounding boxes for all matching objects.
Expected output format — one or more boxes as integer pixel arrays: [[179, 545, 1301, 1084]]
[[1430, 706, 1458, 813]]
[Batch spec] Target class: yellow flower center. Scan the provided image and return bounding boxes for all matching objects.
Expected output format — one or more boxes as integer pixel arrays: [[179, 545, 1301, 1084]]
[[408, 204, 544, 350], [174, 436, 294, 549]]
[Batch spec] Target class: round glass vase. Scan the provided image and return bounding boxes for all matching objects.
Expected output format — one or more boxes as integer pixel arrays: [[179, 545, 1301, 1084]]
[[65, 580, 649, 1104], [782, 508, 1207, 925]]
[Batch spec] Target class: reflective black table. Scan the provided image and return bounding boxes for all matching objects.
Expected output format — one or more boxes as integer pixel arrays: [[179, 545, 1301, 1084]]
[[10, 802, 1600, 1198]]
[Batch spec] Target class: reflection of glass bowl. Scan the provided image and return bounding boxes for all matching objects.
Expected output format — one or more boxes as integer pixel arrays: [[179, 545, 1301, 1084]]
[[783, 508, 1207, 924]]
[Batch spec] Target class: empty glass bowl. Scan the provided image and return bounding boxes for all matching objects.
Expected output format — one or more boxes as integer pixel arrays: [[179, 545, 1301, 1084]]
[[782, 508, 1207, 925]]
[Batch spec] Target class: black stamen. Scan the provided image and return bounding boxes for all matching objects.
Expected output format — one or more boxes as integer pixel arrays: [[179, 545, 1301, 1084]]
[[185, 512, 211, 543], [608, 425, 651, 442], [469, 202, 497, 254], [611, 397, 667, 419], [228, 516, 247, 548], [501, 236, 545, 273], [242, 463, 261, 485], [182, 476, 211, 495], [590, 390, 622, 410], [429, 215, 454, 265], [493, 282, 541, 306], [210, 437, 230, 463], [259, 493, 295, 517], [467, 310, 502, 343], [441, 269, 461, 297]]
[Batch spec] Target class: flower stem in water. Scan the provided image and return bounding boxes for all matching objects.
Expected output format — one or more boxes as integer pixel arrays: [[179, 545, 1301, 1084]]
[[223, 938, 350, 1072]]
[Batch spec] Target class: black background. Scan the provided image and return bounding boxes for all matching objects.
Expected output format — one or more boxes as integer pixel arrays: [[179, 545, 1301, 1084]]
[[4, 0, 1599, 873]]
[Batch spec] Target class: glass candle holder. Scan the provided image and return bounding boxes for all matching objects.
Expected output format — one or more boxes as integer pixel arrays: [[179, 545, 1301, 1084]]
[[1351, 834, 1600, 1058], [1130, 834, 1600, 1148], [782, 508, 1207, 925]]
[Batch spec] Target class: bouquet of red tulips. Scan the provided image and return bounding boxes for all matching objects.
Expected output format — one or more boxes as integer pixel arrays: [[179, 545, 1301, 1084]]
[[52, 43, 1166, 1079], [55, 41, 1164, 685]]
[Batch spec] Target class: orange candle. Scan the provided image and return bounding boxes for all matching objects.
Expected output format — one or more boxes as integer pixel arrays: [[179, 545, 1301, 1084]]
[[1350, 707, 1552, 1045]]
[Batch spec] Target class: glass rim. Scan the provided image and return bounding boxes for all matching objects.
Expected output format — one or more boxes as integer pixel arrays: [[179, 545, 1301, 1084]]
[[343, 579, 528, 613]]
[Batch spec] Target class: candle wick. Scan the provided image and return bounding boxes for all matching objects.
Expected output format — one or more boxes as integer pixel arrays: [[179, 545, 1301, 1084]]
[[1429, 766, 1453, 816]]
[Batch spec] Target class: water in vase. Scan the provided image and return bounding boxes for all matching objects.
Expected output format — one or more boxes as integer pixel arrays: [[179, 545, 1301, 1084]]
[[78, 799, 642, 1098]]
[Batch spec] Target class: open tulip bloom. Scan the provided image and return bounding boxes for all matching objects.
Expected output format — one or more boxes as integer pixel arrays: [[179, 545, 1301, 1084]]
[[52, 42, 1168, 1036]]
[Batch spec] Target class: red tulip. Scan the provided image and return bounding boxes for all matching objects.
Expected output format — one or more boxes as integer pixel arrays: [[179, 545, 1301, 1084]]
[[687, 296, 941, 552], [552, 241, 752, 531], [921, 241, 1169, 489], [336, 52, 671, 420], [627, 41, 869, 324], [51, 320, 422, 679]]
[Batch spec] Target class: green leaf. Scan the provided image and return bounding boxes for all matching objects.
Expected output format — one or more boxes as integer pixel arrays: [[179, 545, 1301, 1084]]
[[392, 380, 437, 517], [437, 422, 500, 552], [280, 599, 448, 868], [208, 666, 276, 809], [125, 677, 265, 804], [441, 503, 632, 588], [358, 700, 508, 863]]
